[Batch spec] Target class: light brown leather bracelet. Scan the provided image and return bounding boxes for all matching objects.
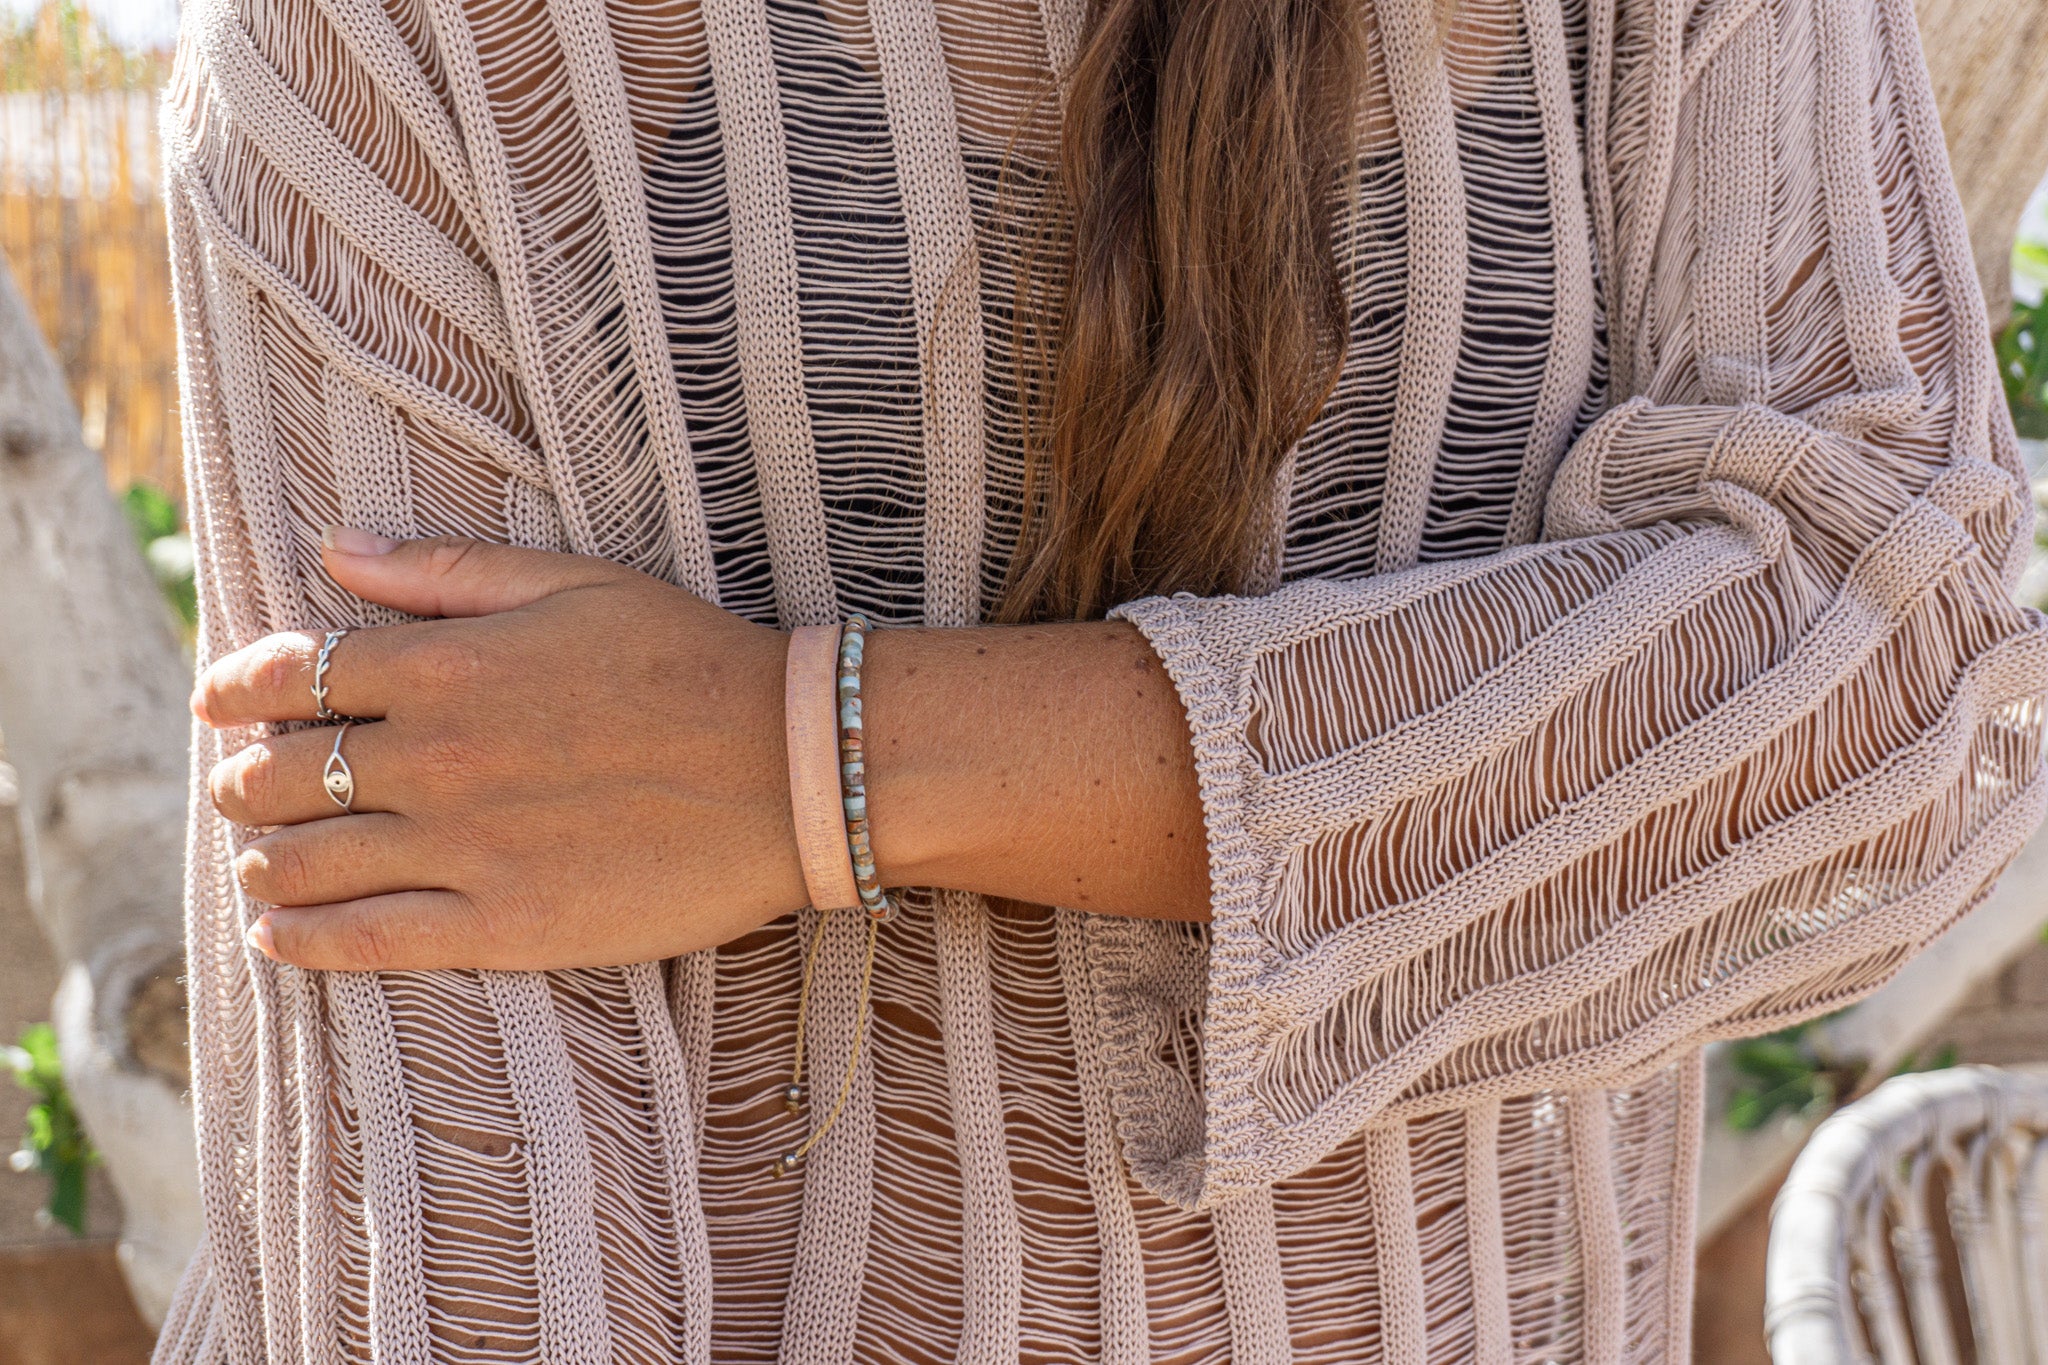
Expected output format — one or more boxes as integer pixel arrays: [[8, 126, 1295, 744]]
[[785, 623, 860, 911]]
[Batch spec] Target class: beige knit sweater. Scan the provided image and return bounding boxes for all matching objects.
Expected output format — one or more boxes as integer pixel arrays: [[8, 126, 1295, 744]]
[[153, 0, 2048, 1355]]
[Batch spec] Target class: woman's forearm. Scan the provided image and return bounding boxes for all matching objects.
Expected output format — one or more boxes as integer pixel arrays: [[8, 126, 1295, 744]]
[[201, 532, 1214, 974], [861, 621, 1212, 921]]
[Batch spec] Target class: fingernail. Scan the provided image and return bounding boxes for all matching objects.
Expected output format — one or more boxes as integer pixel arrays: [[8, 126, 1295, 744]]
[[321, 525, 401, 556], [245, 917, 277, 960]]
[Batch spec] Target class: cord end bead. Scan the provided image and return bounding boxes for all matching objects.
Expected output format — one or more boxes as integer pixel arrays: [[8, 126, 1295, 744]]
[[782, 1083, 806, 1113], [770, 1151, 802, 1178]]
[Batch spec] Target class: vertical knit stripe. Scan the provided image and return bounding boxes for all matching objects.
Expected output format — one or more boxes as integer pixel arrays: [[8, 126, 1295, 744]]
[[313, 364, 428, 1365], [327, 973, 434, 1361], [250, 957, 301, 1365], [624, 963, 714, 1364], [1663, 1056, 1706, 1365], [1374, 0, 1468, 573], [1462, 1102, 1512, 1365], [199, 266, 306, 1365], [1569, 1093, 1625, 1365], [866, 7, 1012, 1353], [154, 1241, 219, 1364], [1814, 0, 1920, 412], [1055, 909, 1149, 1365], [669, 954, 718, 1155], [1367, 1123, 1427, 1365], [480, 973, 615, 1365], [1582, 0, 1621, 326], [1869, 0, 1997, 471], [1612, 0, 1688, 397], [777, 909, 878, 1365], [1033, 0, 1086, 79], [165, 182, 269, 1363], [290, 972, 340, 1365], [869, 0, 987, 632], [1504, 0, 1602, 545], [506, 478, 570, 554], [411, 0, 604, 552], [930, 894, 1023, 1363], [1691, 0, 1775, 409], [323, 369, 422, 544], [1212, 1191, 1293, 1365], [540, 0, 718, 596], [700, 0, 840, 628]]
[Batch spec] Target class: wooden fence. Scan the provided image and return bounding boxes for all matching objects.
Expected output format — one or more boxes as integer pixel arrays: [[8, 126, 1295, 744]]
[[2, 5, 179, 501]]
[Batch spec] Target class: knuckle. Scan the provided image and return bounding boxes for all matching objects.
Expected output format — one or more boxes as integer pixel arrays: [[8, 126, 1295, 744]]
[[200, 634, 309, 724], [194, 670, 231, 725], [470, 891, 543, 965], [211, 744, 274, 820], [493, 891, 547, 951], [207, 757, 235, 815], [233, 743, 280, 814], [257, 638, 306, 700], [254, 841, 312, 903], [341, 914, 398, 972], [420, 536, 481, 580]]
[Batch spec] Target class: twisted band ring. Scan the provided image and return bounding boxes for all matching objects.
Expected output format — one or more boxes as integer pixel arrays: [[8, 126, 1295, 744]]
[[312, 628, 353, 723]]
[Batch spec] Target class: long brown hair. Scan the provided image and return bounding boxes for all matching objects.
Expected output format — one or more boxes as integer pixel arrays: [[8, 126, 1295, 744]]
[[999, 0, 1369, 622]]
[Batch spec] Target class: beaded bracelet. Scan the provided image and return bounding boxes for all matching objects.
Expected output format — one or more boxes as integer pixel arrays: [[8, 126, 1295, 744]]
[[835, 615, 894, 924], [773, 613, 890, 1178]]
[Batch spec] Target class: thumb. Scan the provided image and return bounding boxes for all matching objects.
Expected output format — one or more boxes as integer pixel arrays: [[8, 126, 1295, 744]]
[[320, 526, 625, 618]]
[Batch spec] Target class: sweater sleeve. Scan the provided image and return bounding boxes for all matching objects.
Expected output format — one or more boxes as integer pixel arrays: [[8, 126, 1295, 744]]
[[1088, 0, 2048, 1211]]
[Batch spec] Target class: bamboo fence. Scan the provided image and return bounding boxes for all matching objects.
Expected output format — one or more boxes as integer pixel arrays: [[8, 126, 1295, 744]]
[[2, 3, 179, 502]]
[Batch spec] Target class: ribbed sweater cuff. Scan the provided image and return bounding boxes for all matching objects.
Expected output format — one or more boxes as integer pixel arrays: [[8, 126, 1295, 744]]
[[1082, 591, 1279, 1210]]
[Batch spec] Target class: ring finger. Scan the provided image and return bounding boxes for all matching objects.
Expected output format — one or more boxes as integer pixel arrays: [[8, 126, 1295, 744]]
[[236, 813, 444, 908], [210, 720, 409, 827]]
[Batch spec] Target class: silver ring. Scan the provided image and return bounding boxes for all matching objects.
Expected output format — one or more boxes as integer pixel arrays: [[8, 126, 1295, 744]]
[[312, 628, 352, 723], [322, 722, 357, 812]]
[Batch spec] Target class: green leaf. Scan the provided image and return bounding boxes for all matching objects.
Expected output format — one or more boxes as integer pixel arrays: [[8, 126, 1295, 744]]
[[120, 482, 180, 546], [5, 1024, 95, 1236], [117, 485, 199, 635]]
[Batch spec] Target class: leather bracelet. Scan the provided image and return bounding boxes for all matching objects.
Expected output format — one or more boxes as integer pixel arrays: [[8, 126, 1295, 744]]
[[785, 623, 860, 911]]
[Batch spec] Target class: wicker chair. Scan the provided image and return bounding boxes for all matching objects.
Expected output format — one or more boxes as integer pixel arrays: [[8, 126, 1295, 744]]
[[1765, 1065, 2048, 1364]]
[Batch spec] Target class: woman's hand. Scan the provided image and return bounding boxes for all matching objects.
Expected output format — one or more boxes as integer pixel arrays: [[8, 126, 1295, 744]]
[[198, 528, 806, 972]]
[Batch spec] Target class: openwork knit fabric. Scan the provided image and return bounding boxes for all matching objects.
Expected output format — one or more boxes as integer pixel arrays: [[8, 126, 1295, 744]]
[[155, 0, 2048, 1355]]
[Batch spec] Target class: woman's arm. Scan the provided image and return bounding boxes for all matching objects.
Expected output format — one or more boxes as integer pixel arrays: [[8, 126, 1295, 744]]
[[199, 527, 1210, 973]]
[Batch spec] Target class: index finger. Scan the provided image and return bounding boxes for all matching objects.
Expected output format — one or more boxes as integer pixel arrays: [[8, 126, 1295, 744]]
[[192, 622, 432, 729]]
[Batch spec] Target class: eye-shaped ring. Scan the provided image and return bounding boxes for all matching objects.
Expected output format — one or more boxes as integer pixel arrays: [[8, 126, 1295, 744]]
[[322, 722, 357, 813]]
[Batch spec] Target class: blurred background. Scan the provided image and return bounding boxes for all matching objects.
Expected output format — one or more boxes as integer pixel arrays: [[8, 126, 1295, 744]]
[[2, 1, 2047, 1361]]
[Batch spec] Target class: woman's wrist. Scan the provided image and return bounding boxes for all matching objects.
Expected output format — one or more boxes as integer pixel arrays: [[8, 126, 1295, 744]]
[[857, 619, 1212, 919]]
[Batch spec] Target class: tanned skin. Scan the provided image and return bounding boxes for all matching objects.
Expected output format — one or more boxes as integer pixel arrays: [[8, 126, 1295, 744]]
[[194, 527, 1210, 973]]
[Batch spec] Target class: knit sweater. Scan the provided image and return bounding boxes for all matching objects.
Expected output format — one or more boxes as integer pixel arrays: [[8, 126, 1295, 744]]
[[152, 0, 2048, 1356]]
